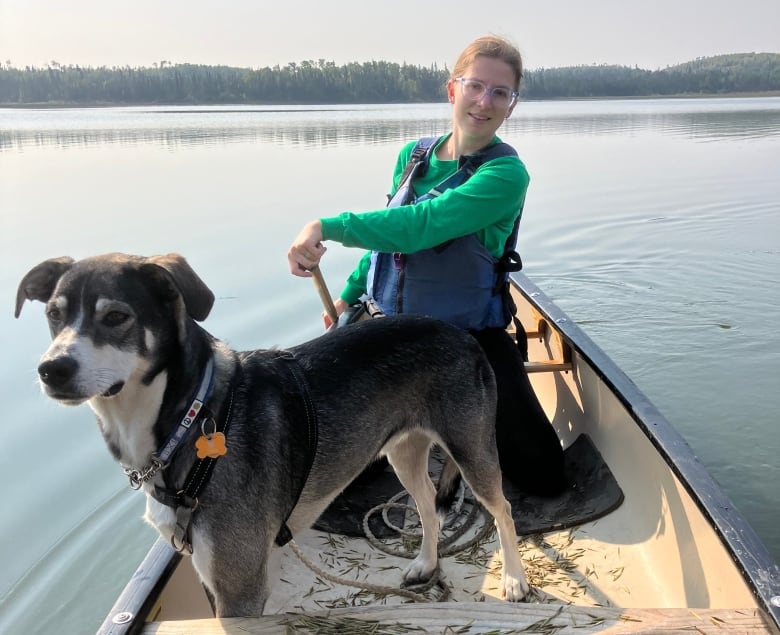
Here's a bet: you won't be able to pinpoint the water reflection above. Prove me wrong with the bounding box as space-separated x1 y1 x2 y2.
508 106 780 141
0 120 460 151
0 105 451 151
1 98 779 151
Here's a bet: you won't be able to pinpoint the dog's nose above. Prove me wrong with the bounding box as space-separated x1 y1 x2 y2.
38 358 78 388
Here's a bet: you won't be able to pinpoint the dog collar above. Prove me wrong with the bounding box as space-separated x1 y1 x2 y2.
124 356 215 489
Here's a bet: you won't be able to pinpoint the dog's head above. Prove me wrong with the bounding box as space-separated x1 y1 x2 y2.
15 253 214 405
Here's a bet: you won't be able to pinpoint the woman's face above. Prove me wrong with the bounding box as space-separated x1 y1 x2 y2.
447 55 518 147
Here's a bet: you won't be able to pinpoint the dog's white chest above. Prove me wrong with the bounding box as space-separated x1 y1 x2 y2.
144 494 177 543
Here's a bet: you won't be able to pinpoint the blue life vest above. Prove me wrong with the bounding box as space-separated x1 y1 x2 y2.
366 136 523 331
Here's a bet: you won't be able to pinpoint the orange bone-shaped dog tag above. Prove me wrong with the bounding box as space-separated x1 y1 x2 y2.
195 432 228 459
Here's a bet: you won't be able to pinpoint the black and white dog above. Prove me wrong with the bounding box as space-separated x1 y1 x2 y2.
15 253 528 616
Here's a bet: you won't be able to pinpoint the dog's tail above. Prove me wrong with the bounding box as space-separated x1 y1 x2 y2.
435 457 462 519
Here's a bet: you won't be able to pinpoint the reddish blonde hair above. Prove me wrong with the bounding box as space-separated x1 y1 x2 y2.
451 35 524 90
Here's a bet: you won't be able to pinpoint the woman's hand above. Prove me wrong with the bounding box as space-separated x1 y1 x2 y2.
288 220 327 277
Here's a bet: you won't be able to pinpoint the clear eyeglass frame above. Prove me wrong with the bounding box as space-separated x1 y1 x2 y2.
454 77 519 109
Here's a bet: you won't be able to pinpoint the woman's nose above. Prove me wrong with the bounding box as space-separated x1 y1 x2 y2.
475 91 492 106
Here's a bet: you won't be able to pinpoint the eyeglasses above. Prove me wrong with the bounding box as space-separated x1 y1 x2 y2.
454 77 519 109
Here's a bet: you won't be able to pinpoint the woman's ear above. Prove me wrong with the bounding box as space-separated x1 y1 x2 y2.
446 79 456 104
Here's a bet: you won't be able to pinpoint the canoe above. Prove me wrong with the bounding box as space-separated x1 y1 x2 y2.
97 272 780 634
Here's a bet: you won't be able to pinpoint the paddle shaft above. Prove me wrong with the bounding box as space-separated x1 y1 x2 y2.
310 266 339 324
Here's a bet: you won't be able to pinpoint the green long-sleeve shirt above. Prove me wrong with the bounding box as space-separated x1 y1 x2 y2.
320 135 530 304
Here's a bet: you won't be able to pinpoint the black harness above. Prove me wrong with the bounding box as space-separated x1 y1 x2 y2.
149 352 319 553
271 351 319 547
153 367 241 553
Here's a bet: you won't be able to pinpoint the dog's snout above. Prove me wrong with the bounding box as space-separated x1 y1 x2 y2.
38 357 78 388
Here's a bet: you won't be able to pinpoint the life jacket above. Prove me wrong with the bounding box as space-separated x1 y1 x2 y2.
366 136 523 331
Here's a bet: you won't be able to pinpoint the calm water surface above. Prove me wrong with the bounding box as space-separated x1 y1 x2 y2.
1 98 779 634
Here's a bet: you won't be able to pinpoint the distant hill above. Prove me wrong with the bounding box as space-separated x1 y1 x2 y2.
662 53 780 94
1 53 778 105
522 53 780 98
667 52 780 74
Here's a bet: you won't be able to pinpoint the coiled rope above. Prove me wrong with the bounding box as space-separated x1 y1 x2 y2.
289 483 494 603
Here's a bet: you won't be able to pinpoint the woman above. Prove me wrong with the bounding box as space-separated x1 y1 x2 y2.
288 35 565 496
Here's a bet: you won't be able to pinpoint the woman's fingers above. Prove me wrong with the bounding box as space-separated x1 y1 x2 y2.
288 248 312 276
288 221 326 276
289 245 324 275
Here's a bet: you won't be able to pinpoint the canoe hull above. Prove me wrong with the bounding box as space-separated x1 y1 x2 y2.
97 272 780 634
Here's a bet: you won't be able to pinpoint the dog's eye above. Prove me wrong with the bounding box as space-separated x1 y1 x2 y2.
103 310 130 327
46 307 63 322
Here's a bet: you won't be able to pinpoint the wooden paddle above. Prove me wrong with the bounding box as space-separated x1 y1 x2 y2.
310 265 339 324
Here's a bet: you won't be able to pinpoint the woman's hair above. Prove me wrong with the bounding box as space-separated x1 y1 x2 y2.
451 35 524 90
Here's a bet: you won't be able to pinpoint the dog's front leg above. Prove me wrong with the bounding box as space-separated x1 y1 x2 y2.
191 532 271 617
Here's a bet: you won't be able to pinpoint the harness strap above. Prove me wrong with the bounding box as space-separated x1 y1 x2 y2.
154 369 239 553
493 212 523 283
273 351 319 546
397 136 439 184
494 210 527 355
424 139 518 202
385 136 440 208
123 357 215 490
171 496 198 553
156 357 215 465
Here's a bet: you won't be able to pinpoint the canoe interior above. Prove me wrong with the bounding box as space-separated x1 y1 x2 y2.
98 273 780 635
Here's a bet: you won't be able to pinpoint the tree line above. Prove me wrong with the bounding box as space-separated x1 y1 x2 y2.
524 53 780 99
1 53 778 106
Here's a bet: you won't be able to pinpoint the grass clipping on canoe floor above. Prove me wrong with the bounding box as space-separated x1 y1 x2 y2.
279 609 645 634
518 531 628 603
281 614 425 634
452 527 627 605
279 526 626 612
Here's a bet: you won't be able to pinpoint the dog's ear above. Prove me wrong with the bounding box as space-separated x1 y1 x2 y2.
140 253 215 321
15 257 75 318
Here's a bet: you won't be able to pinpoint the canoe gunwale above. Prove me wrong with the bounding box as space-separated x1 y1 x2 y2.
509 271 780 633
96 539 182 635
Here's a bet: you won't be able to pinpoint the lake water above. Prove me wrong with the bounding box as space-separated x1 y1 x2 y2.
1 98 779 634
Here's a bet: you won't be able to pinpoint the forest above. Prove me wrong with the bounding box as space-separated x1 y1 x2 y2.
1 53 778 106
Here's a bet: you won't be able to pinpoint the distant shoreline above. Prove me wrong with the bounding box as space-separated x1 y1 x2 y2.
3 91 780 109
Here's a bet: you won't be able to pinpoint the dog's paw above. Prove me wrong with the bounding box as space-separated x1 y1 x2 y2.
502 572 530 602
402 556 438 586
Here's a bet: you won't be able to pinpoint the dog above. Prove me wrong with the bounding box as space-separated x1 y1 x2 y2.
15 252 529 616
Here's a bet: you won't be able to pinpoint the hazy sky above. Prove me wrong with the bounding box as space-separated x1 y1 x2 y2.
2 0 778 71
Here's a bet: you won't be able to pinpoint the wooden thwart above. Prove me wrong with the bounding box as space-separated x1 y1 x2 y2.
518 307 573 374
525 358 573 374
141 603 773 634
